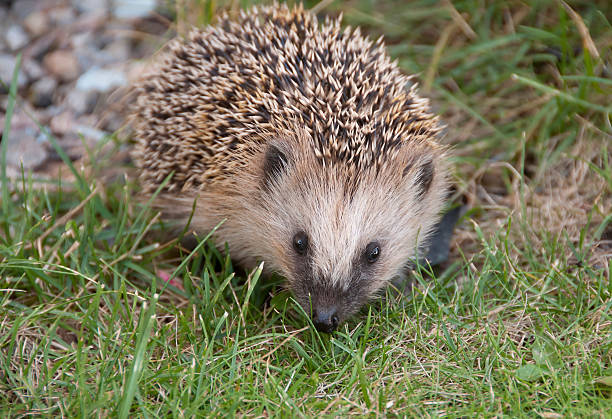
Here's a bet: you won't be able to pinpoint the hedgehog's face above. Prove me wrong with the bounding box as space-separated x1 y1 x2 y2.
256 136 447 333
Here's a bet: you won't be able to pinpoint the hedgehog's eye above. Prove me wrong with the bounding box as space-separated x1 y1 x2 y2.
365 242 381 263
293 231 309 255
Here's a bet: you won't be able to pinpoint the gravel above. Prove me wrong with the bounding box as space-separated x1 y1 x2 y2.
23 11 51 37
43 50 81 82
65 88 98 114
5 25 30 51
76 67 127 92
30 76 57 108
0 53 28 90
1 109 49 173
72 0 110 15
113 0 157 19
11 0 42 20
0 0 166 179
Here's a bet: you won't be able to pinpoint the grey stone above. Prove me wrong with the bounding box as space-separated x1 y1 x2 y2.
1 110 48 172
24 33 55 60
72 34 131 71
0 53 28 90
65 89 99 115
76 67 127 92
71 32 95 50
41 105 63 123
50 110 77 135
100 111 122 132
75 53 103 73
74 124 108 142
48 7 76 26
72 0 110 14
0 9 7 27
21 58 45 81
30 77 57 108
11 0 40 20
101 40 131 63
49 110 76 136
6 25 30 51
5 130 49 171
112 0 156 19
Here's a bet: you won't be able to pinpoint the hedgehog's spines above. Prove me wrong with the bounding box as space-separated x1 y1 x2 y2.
132 3 441 193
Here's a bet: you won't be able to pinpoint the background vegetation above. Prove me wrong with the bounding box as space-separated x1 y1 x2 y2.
1 0 611 416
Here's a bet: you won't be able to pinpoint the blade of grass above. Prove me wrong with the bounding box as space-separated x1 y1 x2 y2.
512 73 612 114
117 292 159 419
1 53 21 241
229 262 264 381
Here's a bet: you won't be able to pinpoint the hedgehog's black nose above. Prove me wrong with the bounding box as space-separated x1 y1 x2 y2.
312 307 339 333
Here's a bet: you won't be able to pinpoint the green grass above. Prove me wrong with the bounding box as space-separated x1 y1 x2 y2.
1 0 612 416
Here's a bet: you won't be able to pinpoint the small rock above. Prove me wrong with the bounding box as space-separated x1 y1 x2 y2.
50 111 75 135
71 32 95 50
11 0 41 20
65 89 99 115
72 0 110 14
30 77 57 108
1 109 48 172
101 40 131 63
38 105 62 126
48 7 77 26
100 111 123 132
43 50 81 82
76 67 127 92
113 0 156 19
47 133 85 162
0 9 7 32
4 131 49 172
74 124 108 142
0 53 28 91
5 25 30 51
71 32 101 70
23 10 51 38
78 39 132 68
24 34 56 61
21 58 45 81
43 105 63 118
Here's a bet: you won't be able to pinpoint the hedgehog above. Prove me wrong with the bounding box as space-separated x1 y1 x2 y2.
131 3 449 333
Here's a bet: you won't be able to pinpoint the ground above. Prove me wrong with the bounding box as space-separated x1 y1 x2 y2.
1 0 611 417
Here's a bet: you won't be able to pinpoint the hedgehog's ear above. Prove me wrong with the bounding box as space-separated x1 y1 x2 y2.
403 156 434 198
262 144 289 188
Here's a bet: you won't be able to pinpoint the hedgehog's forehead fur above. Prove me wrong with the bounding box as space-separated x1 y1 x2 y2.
257 130 443 293
133 3 442 193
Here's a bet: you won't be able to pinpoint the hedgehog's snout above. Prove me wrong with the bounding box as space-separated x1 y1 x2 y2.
300 282 358 333
312 306 339 333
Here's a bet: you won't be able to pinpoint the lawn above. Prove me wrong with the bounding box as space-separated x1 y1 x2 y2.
1 0 611 417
